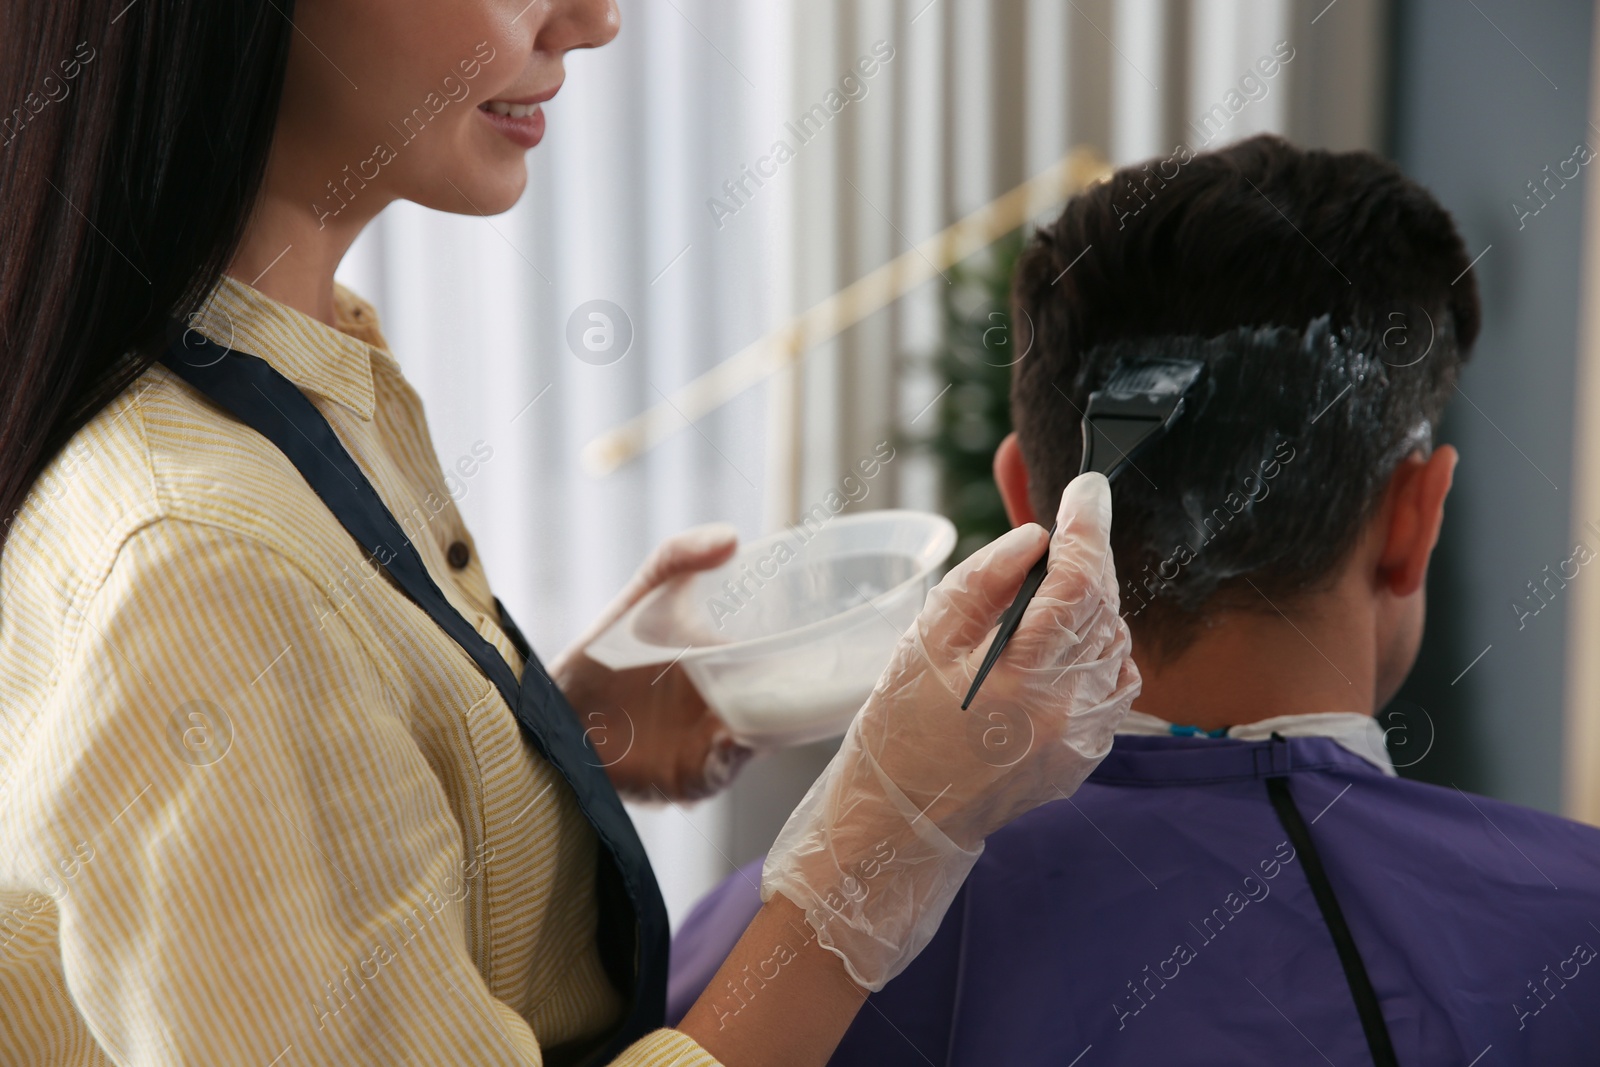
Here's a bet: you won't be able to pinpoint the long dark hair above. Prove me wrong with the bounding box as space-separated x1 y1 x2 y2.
0 0 293 555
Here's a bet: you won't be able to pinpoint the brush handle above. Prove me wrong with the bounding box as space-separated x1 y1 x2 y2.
960 518 1058 710
960 406 1161 709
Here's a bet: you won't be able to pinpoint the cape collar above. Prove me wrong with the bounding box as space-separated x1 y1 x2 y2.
1110 710 1397 778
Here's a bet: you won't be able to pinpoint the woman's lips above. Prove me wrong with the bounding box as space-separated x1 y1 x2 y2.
478 99 546 149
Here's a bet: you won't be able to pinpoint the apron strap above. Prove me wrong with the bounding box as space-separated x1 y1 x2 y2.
159 327 667 1063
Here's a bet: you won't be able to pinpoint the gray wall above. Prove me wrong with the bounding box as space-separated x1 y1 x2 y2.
1387 0 1593 812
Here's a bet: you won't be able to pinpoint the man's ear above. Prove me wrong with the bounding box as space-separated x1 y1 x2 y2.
993 431 1040 528
1377 444 1458 597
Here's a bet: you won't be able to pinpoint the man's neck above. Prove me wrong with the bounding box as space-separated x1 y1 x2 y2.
1127 584 1379 732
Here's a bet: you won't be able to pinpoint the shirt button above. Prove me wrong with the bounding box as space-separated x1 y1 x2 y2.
446 540 471 569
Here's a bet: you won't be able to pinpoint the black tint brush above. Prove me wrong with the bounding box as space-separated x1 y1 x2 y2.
960 358 1206 709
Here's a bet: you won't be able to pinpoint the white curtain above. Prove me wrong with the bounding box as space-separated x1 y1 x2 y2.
338 0 1384 928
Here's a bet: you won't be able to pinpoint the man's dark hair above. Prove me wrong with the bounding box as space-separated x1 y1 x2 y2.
1010 134 1481 658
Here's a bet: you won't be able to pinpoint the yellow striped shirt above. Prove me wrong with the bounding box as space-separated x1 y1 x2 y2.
0 275 721 1066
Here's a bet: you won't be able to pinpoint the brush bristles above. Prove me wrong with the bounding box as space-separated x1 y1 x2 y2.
1102 359 1205 398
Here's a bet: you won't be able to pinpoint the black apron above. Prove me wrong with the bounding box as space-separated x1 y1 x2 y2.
158 326 668 1065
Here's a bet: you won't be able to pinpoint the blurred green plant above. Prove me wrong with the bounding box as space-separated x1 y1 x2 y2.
926 228 1026 564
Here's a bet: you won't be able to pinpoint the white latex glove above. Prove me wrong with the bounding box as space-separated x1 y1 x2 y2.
761 472 1139 989
550 523 755 802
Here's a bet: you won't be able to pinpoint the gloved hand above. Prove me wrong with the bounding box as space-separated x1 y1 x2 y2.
551 523 754 802
761 472 1139 990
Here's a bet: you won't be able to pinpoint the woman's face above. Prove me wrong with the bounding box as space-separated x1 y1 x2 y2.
275 0 618 228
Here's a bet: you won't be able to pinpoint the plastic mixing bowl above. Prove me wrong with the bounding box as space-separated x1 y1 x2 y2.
585 510 957 747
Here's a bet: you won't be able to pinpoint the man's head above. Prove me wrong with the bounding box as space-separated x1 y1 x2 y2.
995 134 1479 714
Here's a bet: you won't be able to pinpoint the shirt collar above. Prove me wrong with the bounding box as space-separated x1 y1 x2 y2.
189 274 387 421
1118 709 1397 776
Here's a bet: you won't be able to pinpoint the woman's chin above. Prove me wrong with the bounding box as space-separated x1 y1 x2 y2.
431 160 529 217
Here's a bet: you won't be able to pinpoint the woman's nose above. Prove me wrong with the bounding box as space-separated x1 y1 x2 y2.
540 0 621 54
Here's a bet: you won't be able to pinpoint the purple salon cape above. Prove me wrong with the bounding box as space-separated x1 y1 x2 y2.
668 734 1600 1064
